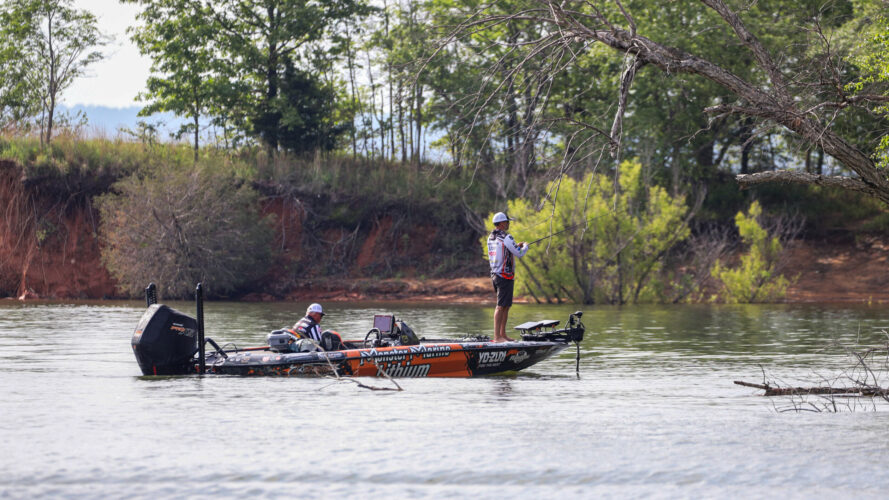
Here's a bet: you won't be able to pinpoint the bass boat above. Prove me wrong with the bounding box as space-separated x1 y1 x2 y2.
132 284 584 378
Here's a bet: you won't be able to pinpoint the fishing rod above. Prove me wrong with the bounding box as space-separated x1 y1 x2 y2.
527 222 586 246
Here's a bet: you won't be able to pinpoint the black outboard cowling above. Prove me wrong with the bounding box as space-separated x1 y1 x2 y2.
132 304 198 375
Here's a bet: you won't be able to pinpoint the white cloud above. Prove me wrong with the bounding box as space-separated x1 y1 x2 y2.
62 1 150 108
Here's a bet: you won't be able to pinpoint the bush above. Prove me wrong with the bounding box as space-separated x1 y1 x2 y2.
97 164 275 298
486 159 691 304
711 201 794 303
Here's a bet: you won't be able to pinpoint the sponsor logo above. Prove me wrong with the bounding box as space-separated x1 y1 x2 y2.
377 362 431 378
359 348 408 365
478 350 506 367
359 345 452 366
169 323 195 337
409 344 451 359
510 350 530 364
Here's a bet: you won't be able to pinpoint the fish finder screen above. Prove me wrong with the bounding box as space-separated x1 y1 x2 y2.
373 315 395 333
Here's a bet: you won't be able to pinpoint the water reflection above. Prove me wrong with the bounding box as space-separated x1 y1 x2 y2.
490 379 514 400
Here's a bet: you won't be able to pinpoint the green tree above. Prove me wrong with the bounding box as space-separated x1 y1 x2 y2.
445 0 889 206
272 60 347 153
205 0 368 151
711 201 792 303
97 164 275 299
848 7 889 169
125 0 233 161
127 0 367 153
0 4 39 131
3 0 105 144
484 159 691 304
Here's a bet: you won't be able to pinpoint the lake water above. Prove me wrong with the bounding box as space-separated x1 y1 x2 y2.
2 300 889 498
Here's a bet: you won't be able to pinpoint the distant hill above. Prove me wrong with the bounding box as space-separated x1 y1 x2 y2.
59 104 188 138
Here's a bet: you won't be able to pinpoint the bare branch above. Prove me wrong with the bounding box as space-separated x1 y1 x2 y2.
610 54 645 156
736 171 877 195
698 0 790 103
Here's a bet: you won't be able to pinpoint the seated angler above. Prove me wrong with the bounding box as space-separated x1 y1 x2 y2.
292 303 345 351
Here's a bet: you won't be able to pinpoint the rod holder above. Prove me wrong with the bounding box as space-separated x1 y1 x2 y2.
196 283 206 374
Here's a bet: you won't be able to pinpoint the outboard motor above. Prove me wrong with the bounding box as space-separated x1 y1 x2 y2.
132 304 198 375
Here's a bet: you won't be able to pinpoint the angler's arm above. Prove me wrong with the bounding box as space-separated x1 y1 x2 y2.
505 235 529 257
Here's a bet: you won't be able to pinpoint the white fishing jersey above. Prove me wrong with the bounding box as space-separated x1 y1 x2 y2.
487 229 528 279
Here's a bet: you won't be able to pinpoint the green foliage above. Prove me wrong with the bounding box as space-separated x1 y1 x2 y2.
0 135 256 198
125 0 226 155
257 61 347 153
484 159 691 304
711 201 792 303
0 4 39 130
125 0 370 153
847 7 889 168
1 0 106 143
97 162 275 299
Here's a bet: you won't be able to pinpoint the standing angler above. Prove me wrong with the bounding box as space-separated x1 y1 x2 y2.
487 212 529 342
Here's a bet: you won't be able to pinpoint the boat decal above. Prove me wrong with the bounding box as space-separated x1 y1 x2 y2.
377 362 430 378
510 350 530 364
359 350 408 365
410 344 452 358
321 352 346 361
478 350 506 368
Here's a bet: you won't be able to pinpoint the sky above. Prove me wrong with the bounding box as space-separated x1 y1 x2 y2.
63 0 149 109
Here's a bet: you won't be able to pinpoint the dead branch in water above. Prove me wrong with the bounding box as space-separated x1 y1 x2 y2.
735 339 889 412
733 380 889 397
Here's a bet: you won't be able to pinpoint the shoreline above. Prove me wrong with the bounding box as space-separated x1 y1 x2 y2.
5 238 889 304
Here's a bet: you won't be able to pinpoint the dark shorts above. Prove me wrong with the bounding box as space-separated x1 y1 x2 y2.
492 275 514 307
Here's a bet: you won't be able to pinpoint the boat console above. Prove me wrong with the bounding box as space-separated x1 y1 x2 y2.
363 314 420 348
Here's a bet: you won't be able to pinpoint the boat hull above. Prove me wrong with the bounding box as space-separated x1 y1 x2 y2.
204 341 569 377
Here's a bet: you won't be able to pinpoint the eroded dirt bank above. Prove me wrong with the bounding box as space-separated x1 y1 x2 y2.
0 160 115 299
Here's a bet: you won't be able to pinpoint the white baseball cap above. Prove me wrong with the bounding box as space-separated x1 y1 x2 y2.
307 303 324 316
492 212 513 224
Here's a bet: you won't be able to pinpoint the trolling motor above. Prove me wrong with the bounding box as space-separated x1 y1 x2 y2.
514 311 584 343
515 311 585 375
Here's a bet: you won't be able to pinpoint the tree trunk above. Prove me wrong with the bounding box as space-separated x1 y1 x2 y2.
671 143 682 197
264 5 280 151
46 11 56 145
193 115 199 163
346 30 358 160
398 78 406 163
414 83 422 168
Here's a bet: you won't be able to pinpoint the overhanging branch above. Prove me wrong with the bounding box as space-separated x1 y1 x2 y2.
736 171 877 195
